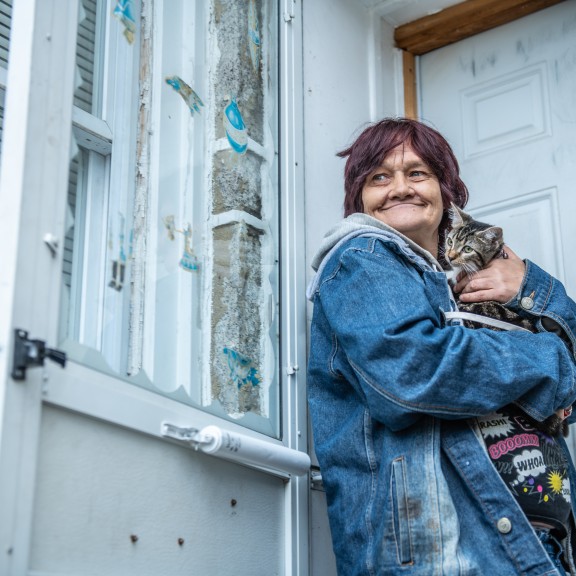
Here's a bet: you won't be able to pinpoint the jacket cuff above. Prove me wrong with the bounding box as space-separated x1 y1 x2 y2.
507 259 576 359
505 259 552 314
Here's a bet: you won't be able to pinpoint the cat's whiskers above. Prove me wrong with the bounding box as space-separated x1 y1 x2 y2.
460 261 481 278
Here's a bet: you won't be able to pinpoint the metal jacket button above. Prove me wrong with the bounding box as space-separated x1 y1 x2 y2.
520 297 534 310
497 517 512 534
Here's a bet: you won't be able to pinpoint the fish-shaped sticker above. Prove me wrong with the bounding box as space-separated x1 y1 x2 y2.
165 76 204 116
248 0 261 70
223 99 248 154
223 347 261 389
113 0 137 45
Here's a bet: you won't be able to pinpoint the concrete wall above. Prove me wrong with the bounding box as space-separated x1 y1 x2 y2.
208 0 275 423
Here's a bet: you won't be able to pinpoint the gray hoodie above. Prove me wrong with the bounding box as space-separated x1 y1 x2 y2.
307 213 444 301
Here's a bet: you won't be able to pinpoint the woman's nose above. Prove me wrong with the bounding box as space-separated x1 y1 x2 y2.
389 174 412 197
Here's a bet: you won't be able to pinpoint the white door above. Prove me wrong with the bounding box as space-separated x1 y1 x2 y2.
0 1 309 575
419 1 576 298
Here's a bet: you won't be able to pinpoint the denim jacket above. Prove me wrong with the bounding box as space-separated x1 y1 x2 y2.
307 213 576 576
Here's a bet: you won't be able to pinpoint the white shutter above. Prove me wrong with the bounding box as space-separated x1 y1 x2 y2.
74 0 98 112
0 0 11 70
0 0 11 150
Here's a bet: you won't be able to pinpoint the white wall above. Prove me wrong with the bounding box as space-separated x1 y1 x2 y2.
303 0 401 281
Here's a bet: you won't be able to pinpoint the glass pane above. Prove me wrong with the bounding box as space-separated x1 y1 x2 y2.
0 0 11 162
60 0 280 438
0 0 11 70
74 0 102 114
0 90 4 149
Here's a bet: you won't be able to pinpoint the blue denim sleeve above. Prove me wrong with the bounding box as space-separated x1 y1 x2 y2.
317 240 576 430
504 259 576 419
506 259 576 358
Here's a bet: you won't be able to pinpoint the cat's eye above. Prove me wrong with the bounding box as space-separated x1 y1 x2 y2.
446 238 453 247
463 246 474 253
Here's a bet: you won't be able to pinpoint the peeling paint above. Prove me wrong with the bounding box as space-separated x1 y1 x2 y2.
128 0 153 375
108 213 128 291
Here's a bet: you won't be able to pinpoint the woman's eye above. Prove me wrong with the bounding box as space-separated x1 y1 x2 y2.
372 173 389 183
409 170 427 179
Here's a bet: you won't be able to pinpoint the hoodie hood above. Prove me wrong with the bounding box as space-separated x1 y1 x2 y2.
307 213 443 300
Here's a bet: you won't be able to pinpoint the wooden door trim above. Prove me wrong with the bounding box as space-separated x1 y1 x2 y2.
395 0 567 118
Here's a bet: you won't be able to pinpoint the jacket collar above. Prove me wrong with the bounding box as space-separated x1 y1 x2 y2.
307 213 443 301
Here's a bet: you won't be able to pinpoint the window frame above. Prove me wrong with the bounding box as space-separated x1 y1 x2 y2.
58 0 309 478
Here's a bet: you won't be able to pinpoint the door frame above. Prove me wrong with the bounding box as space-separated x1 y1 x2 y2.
0 1 79 574
394 0 567 118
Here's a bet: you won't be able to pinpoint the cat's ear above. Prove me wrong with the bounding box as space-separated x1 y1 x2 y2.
482 226 504 242
449 202 467 226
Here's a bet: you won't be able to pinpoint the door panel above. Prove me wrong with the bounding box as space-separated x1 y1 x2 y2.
30 406 285 576
420 1 576 298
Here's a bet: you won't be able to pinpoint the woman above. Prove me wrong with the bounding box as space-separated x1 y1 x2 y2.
307 118 576 575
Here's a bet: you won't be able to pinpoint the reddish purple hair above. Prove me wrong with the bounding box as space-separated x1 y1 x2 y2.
337 118 469 250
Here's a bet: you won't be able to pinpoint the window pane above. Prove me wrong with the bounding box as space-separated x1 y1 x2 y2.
0 0 11 69
0 0 11 162
74 0 102 114
61 0 280 438
0 91 4 151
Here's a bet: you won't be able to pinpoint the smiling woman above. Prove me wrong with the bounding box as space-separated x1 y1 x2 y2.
307 117 576 575
360 145 443 256
337 117 468 263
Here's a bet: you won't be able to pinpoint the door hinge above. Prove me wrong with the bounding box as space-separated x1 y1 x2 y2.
12 329 67 381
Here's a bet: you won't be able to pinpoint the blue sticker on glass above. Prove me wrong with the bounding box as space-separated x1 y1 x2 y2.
248 0 261 70
165 76 204 116
113 0 136 45
223 347 261 389
223 99 248 154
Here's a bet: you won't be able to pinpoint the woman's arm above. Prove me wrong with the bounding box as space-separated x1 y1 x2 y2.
453 245 525 304
318 239 576 431
453 245 576 359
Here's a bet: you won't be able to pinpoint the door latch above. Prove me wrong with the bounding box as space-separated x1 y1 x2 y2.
12 329 67 381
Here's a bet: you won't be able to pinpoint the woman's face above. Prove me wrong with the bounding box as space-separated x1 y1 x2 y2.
361 144 444 256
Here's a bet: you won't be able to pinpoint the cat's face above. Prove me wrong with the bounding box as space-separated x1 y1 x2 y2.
444 204 504 275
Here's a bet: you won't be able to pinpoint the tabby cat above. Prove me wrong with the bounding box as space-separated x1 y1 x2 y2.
444 202 570 437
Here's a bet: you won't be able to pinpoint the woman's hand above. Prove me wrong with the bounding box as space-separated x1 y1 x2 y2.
453 245 526 304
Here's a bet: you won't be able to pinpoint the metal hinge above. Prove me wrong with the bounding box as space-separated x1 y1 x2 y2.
310 466 324 491
11 329 67 381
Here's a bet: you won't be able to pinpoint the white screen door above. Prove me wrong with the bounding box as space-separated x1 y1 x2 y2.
0 1 309 575
419 1 576 299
